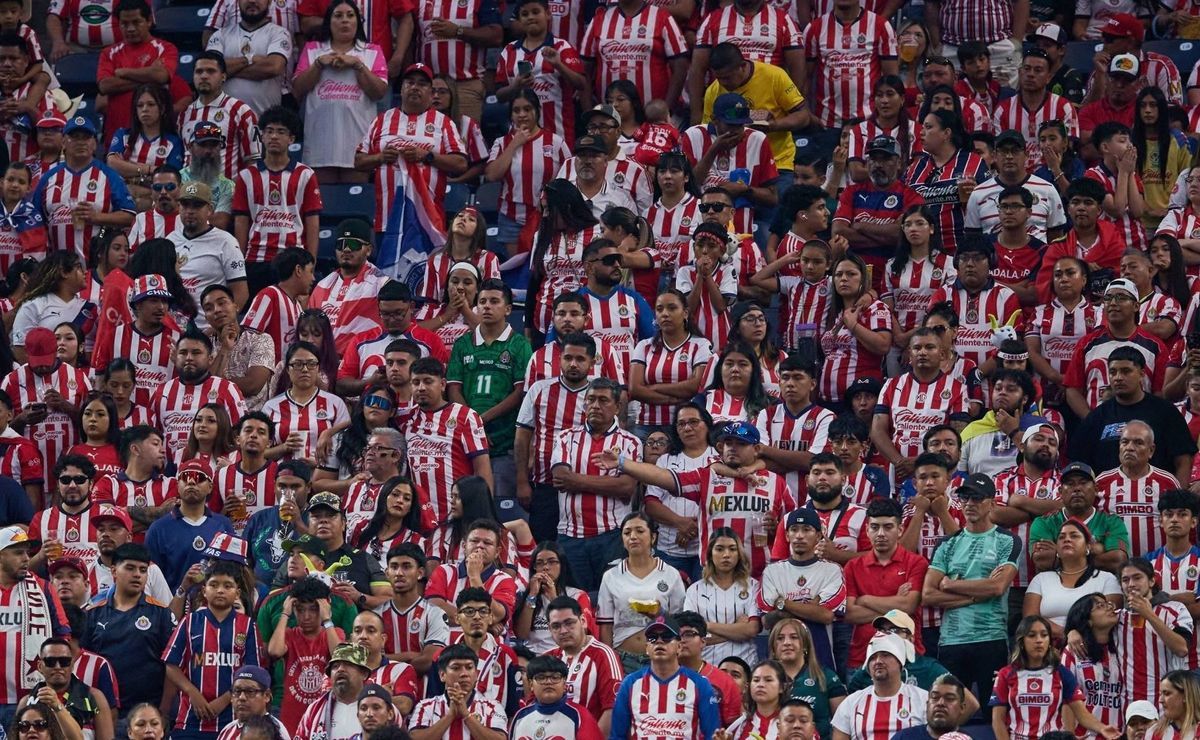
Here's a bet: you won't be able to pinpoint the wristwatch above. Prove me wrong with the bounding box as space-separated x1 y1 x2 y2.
422 151 434 165
356 593 368 607
322 620 335 630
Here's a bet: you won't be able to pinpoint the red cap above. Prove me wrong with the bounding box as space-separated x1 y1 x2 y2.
178 458 214 481
1101 13 1144 41
24 327 57 367
36 114 66 130
48 556 88 577
402 63 434 81
93 504 133 531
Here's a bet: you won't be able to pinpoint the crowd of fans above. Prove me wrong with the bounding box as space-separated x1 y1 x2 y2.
11 0 1200 737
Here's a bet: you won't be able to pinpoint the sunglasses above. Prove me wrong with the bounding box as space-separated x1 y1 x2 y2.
58 475 87 486
646 632 678 644
363 395 393 411
698 203 728 213
41 657 71 668
151 182 178 193
179 471 211 485
336 239 368 252
17 721 49 732
588 254 621 266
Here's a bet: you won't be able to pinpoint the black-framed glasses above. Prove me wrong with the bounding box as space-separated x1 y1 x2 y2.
288 360 320 370
927 324 949 334
698 203 728 213
151 182 178 192
58 475 87 486
231 688 266 697
459 606 489 618
531 673 565 684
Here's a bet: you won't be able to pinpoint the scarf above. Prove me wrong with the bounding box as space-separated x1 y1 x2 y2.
20 575 53 691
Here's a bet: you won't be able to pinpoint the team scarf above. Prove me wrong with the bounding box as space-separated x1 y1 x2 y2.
20 574 54 691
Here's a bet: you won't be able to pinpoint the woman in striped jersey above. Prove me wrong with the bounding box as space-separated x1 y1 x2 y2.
1149 671 1200 740
722 660 790 740
1063 594 1124 738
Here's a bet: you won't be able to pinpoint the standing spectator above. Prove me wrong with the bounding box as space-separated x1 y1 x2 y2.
926 238 1020 368
32 116 135 261
144 458 235 590
99 275 181 408
297 0 411 82
1134 88 1189 232
205 0 292 115
819 254 892 406
921 473 1021 708
413 0 502 123
429 74 488 191
96 0 177 143
1027 461 1129 576
307 219 390 356
21 117 62 190
47 0 121 58
242 248 313 367
167 181 248 319
1093 421 1183 557
106 85 184 213
1081 59 1142 148
924 0 1022 85
525 180 602 340
965 131 1066 245
510 656 603 740
1087 123 1148 255
494 0 586 142
179 53 261 183
338 281 447 398
149 329 247 457
179 122 236 232
128 166 183 249
1110 560 1193 706
676 223 738 352
1084 14 1181 105
232 106 322 298
266 577 343 730
581 0 688 109
293 0 390 185
991 50 1077 173
904 110 990 256
804 0 898 131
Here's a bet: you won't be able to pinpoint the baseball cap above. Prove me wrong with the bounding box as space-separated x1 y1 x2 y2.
1125 700 1159 722
1104 277 1138 299
1102 13 1144 41
844 376 882 401
955 472 996 500
36 114 66 130
178 181 213 206
93 504 133 532
129 274 172 305
1060 461 1096 482
336 218 373 245
24 327 57 367
178 458 215 481
581 103 622 130
48 556 87 577
1109 53 1141 77
1028 22 1067 45
717 420 760 445
306 491 343 514
203 532 248 565
713 93 753 126
0 526 31 550
872 609 916 634
785 508 822 531
644 615 681 640
402 63 434 81
994 129 1026 149
574 134 608 156
190 120 224 144
864 633 909 665
327 643 370 673
358 684 393 704
63 115 96 136
1020 422 1057 445
282 534 329 561
234 665 271 690
866 135 899 157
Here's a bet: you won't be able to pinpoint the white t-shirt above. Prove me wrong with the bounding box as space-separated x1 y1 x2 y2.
329 699 361 740
11 294 89 347
169 226 247 330
206 22 293 115
596 558 686 647
295 41 388 169
1027 568 1121 627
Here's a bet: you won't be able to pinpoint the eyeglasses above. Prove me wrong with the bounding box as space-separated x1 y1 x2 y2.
645 438 670 449
535 557 560 567
876 625 913 637
678 630 702 639
366 444 397 454
151 182 178 192
58 475 87 486
587 122 618 133
362 395 393 411
1102 294 1135 304
336 239 368 252
17 721 49 732
178 471 211 485
231 688 265 697
40 657 71 668
459 606 489 618
548 617 579 632
698 203 728 213
289 360 320 370
740 314 767 325
646 633 678 644
676 418 702 428
997 202 1026 211
588 254 621 266
926 324 948 334
531 673 565 684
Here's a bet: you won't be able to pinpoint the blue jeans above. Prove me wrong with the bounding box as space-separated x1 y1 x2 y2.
657 550 701 584
560 528 622 593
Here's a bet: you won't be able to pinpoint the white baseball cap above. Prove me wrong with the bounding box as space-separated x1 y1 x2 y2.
864 634 909 667
0 526 31 551
1125 700 1159 722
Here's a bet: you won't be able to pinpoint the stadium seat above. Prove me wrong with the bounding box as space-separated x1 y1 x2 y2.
443 184 471 215
176 52 199 89
475 181 501 218
1143 39 1200 84
1064 40 1103 76
153 6 209 48
56 53 101 98
482 97 510 142
319 184 374 224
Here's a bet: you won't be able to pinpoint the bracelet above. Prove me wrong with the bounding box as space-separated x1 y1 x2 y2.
322 620 335 629
617 450 626 470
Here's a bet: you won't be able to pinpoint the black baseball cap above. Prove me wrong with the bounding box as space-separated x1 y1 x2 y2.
956 472 997 500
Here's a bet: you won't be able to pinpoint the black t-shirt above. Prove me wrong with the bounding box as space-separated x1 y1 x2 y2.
1069 394 1198 475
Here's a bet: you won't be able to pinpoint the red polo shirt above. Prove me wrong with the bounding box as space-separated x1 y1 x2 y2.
699 662 744 726
842 545 930 666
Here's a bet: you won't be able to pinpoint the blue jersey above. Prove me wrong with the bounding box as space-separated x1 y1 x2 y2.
82 595 176 710
609 665 720 740
162 608 261 734
144 508 235 591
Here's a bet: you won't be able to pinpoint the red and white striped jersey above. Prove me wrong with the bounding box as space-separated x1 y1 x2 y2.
1025 299 1103 376
631 335 714 426
551 421 642 538
725 711 779 740
676 262 738 351
34 160 137 261
357 107 466 231
990 664 1084 740
417 250 501 306
680 126 779 234
926 282 1021 368
830 684 928 739
695 4 801 66
343 479 384 523
108 131 185 174
841 467 887 509
441 631 520 709
755 402 835 496
128 208 181 250
902 495 966 628
307 263 390 355
848 117 923 162
0 574 69 703
1139 290 1183 335
992 94 1079 171
770 498 871 559
877 371 970 459
150 375 246 458
903 149 990 255
803 10 897 128
818 299 892 403
1061 647 1123 739
402 402 489 522
883 252 956 331
30 503 103 569
1 83 52 163
1150 545 1200 599
1062 326 1167 409
48 0 120 47
377 598 450 657
262 390 350 462
93 472 178 510
494 40 584 142
524 339 622 387
0 436 44 489
672 467 795 578
211 461 277 534
1097 465 1181 559
580 3 688 104
178 94 260 180
994 466 1062 588
486 129 571 224
1 363 91 484
407 694 507 738
546 638 624 718
416 0 497 80
1116 600 1194 704
1157 205 1200 278
516 377 589 484
775 231 832 349
932 0 1013 45
108 324 180 408
699 389 752 425
530 224 604 335
1086 163 1148 250
242 286 302 366
647 195 700 287
232 161 323 264
72 650 118 711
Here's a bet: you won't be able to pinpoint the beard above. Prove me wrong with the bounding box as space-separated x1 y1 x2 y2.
808 484 841 504
179 365 207 383
190 154 221 184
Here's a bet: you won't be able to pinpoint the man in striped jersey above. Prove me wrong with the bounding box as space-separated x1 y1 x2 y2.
1095 421 1182 560
831 634 928 740
544 595 622 735
294 642 371 740
128 166 182 249
609 615 721 740
1147 490 1200 619
180 54 260 185
406 643 507 740
241 247 312 367
379 544 448 679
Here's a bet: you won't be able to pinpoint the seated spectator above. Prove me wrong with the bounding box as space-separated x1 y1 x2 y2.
96 0 177 143
1080 58 1142 150
105 85 184 212
127 166 183 249
10 252 88 359
0 33 54 166
292 0 390 184
0 162 46 270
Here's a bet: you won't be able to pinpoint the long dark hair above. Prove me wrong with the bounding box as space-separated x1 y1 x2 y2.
88 227 126 273
127 83 177 143
651 287 695 348
1149 234 1193 308
729 302 780 374
335 382 397 474
126 238 197 318
184 402 236 462
654 151 701 201
1065 593 1117 664
354 476 426 546
523 540 581 621
528 179 599 329
708 340 771 419
1133 86 1172 180
669 401 714 454
22 251 82 305
76 392 120 447
320 0 368 43
916 97 966 150
442 208 489 263
1010 614 1059 669
605 80 645 125
1053 518 1098 585
293 309 340 389
510 88 542 127
891 204 943 276
825 253 872 330
11 702 68 740
870 75 912 168
274 341 323 396
448 476 499 557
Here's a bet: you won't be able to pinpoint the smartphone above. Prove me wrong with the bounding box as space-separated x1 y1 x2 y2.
28 402 46 414
517 60 533 76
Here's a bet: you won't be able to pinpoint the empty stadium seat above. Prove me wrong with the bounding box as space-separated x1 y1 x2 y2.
153 6 209 48
319 184 374 224
475 181 501 218
176 52 199 89
56 53 101 98
1064 40 1103 76
1143 39 1200 83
